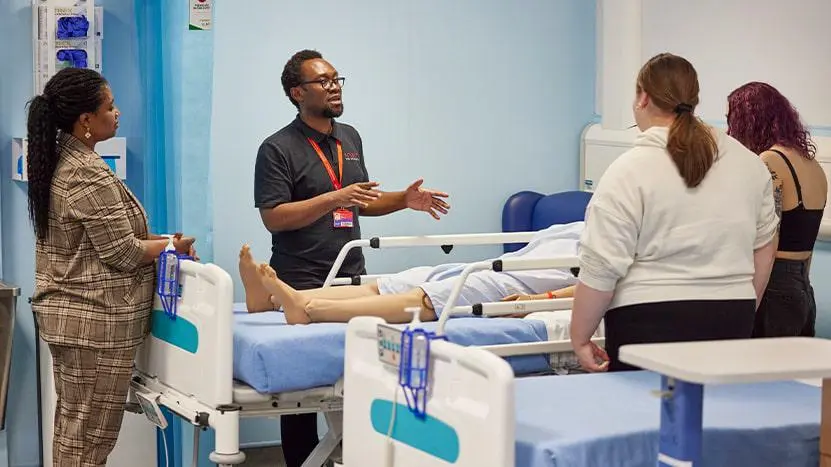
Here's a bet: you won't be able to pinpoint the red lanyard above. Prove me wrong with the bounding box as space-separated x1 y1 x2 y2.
307 138 343 190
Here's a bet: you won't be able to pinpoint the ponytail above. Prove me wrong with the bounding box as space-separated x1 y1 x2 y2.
24 67 107 240
26 95 59 240
636 53 716 189
666 110 718 188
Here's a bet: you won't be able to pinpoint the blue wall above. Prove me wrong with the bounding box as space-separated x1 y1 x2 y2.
0 1 148 465
210 0 597 298
0 3 38 465
209 0 597 451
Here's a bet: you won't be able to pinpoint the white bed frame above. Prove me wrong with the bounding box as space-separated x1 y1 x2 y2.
341 316 831 467
130 260 346 467
129 230 603 467
342 316 517 466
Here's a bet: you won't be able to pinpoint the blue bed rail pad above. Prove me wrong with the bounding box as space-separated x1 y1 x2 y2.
232 303 550 394
515 371 820 467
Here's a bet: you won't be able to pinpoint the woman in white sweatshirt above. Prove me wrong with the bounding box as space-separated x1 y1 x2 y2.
569 53 779 372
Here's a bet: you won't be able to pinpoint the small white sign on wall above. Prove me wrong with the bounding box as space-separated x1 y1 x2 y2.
189 0 212 30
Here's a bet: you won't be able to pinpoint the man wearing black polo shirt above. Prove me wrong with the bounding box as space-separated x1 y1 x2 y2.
253 49 450 467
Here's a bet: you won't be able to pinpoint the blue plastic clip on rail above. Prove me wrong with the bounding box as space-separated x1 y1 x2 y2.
399 328 430 418
156 239 193 320
397 308 445 418
157 250 180 319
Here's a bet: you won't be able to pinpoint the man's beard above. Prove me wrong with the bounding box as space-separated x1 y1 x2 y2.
322 105 343 119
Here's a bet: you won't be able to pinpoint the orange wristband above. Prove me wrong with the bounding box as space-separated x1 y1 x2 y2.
547 291 555 299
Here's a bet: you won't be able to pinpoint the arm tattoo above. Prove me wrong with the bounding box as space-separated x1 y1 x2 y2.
765 163 783 218
773 184 783 218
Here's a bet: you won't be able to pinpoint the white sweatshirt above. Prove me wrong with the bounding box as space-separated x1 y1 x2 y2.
578 126 779 310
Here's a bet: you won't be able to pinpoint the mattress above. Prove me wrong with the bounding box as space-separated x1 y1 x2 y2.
515 371 820 467
233 303 556 394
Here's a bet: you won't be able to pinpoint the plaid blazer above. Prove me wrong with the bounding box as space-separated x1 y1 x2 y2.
32 132 155 350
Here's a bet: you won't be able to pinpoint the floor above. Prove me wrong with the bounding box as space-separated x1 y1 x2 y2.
241 445 340 466
241 446 286 466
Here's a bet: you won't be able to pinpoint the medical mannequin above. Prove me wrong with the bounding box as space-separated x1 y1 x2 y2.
238 221 584 324
241 249 576 324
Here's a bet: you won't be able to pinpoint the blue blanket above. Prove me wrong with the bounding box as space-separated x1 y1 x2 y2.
233 303 551 393
515 371 820 467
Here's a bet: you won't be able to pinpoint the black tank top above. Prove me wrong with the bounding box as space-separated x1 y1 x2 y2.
771 149 824 252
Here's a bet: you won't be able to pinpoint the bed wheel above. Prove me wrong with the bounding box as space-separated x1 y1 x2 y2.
209 452 246 465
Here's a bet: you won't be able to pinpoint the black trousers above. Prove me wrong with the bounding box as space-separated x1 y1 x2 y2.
280 268 365 467
753 258 816 338
281 413 319 467
604 299 756 372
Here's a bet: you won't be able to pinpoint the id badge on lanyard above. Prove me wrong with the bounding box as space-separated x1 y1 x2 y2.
307 137 354 229
333 208 354 228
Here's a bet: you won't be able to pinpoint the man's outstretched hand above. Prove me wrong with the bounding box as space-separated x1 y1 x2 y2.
404 179 450 220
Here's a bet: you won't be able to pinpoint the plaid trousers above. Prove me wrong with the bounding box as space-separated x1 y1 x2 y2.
49 345 137 467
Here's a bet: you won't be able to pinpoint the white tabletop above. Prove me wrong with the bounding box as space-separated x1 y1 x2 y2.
618 337 831 384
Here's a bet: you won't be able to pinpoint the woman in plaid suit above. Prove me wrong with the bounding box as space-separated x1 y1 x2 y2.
26 68 195 466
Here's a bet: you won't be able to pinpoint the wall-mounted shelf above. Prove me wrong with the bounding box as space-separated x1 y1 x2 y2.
12 136 127 182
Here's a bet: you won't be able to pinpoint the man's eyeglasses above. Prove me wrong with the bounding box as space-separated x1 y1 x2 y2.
299 77 346 90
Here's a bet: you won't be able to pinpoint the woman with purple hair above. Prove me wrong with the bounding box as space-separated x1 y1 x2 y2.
727 82 827 338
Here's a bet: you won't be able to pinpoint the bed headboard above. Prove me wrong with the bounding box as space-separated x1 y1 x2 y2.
134 260 235 407
579 122 831 241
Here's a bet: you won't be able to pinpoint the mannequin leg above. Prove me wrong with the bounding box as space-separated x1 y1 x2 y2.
305 289 433 324
239 245 379 313
239 245 274 312
257 264 434 324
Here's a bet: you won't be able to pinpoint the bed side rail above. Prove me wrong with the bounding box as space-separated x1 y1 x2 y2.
323 231 540 287
479 337 606 357
436 256 580 335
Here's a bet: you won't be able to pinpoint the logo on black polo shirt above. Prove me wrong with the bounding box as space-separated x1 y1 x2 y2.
344 152 361 161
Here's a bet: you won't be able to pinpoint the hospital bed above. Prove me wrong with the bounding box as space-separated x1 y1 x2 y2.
341 315 831 466
128 189 597 466
129 229 603 466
